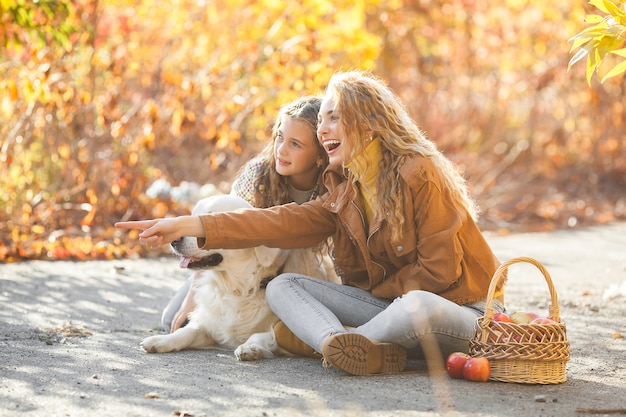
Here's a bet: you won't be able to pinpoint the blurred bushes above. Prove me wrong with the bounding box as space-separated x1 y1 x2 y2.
0 0 624 262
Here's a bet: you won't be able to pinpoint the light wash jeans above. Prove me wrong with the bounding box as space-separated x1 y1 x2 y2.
161 277 192 332
266 273 505 359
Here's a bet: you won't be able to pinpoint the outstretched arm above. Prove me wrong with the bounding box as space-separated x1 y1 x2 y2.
115 215 204 247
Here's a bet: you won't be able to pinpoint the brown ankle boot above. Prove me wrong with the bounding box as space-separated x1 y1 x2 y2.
321 333 407 376
273 321 321 358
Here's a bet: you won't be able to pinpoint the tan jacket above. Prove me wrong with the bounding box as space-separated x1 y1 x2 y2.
199 154 502 305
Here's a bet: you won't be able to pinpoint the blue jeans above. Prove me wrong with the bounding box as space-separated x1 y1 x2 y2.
161 277 192 332
266 273 504 359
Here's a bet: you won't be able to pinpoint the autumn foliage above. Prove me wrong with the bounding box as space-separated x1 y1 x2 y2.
1 0 625 263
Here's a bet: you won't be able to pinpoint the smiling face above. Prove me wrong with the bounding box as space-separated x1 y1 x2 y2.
317 93 349 166
273 116 322 191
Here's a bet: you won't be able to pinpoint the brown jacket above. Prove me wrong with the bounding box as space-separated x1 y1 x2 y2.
199 154 502 305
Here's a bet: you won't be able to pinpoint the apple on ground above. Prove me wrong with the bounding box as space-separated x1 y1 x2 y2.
446 352 470 379
510 311 541 324
463 357 491 382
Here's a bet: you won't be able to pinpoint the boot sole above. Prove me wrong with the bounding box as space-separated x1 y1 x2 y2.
322 333 407 376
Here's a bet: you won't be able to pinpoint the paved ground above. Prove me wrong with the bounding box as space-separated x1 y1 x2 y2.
1 222 625 417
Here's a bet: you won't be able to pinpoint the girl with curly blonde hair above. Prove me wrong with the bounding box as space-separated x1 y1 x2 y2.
118 70 504 376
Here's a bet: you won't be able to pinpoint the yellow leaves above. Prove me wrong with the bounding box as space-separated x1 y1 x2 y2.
31 224 45 234
170 107 184 136
602 50 626 80
215 129 241 150
162 72 184 87
0 88 16 157
568 0 626 84
2 0 624 263
585 14 606 24
111 183 121 197
128 151 139 166
169 107 196 137
22 78 38 103
590 0 626 23
1 96 14 118
612 46 626 56
57 144 71 160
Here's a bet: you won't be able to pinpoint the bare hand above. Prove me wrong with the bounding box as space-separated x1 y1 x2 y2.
115 216 204 247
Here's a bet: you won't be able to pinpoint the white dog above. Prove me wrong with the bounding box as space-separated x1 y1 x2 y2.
141 194 339 360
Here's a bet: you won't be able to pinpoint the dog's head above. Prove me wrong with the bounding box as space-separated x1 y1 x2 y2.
170 195 289 284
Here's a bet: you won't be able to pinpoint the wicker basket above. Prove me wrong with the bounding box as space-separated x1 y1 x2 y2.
469 257 570 384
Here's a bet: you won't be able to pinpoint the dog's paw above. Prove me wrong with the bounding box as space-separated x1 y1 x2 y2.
141 335 174 353
234 343 274 361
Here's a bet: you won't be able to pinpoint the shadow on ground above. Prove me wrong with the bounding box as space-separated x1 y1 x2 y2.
1 223 625 416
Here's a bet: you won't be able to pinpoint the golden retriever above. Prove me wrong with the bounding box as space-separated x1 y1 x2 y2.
140 194 339 360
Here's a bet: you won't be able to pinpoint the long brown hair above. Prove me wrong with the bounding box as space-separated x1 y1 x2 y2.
252 95 328 208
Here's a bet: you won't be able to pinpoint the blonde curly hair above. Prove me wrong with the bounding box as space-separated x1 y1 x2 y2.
326 70 478 241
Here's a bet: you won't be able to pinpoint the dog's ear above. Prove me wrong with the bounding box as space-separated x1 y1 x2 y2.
254 246 289 268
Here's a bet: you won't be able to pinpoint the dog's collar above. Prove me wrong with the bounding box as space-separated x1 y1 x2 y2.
259 266 284 289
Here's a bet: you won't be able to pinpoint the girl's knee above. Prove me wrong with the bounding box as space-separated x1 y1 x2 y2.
397 290 457 325
398 290 442 312
266 273 303 299
266 273 288 296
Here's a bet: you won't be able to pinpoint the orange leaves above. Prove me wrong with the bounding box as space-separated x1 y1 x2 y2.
152 202 170 219
0 232 148 263
81 192 97 228
215 129 242 151
7 79 18 101
169 107 198 137
162 72 184 88
1 0 625 262
4 0 370 263
0 195 182 262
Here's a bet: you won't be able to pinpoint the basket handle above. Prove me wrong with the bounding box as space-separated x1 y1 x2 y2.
481 256 561 328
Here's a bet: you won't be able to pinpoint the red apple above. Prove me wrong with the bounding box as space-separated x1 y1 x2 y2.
510 311 540 324
463 357 491 382
493 312 513 322
446 352 470 379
